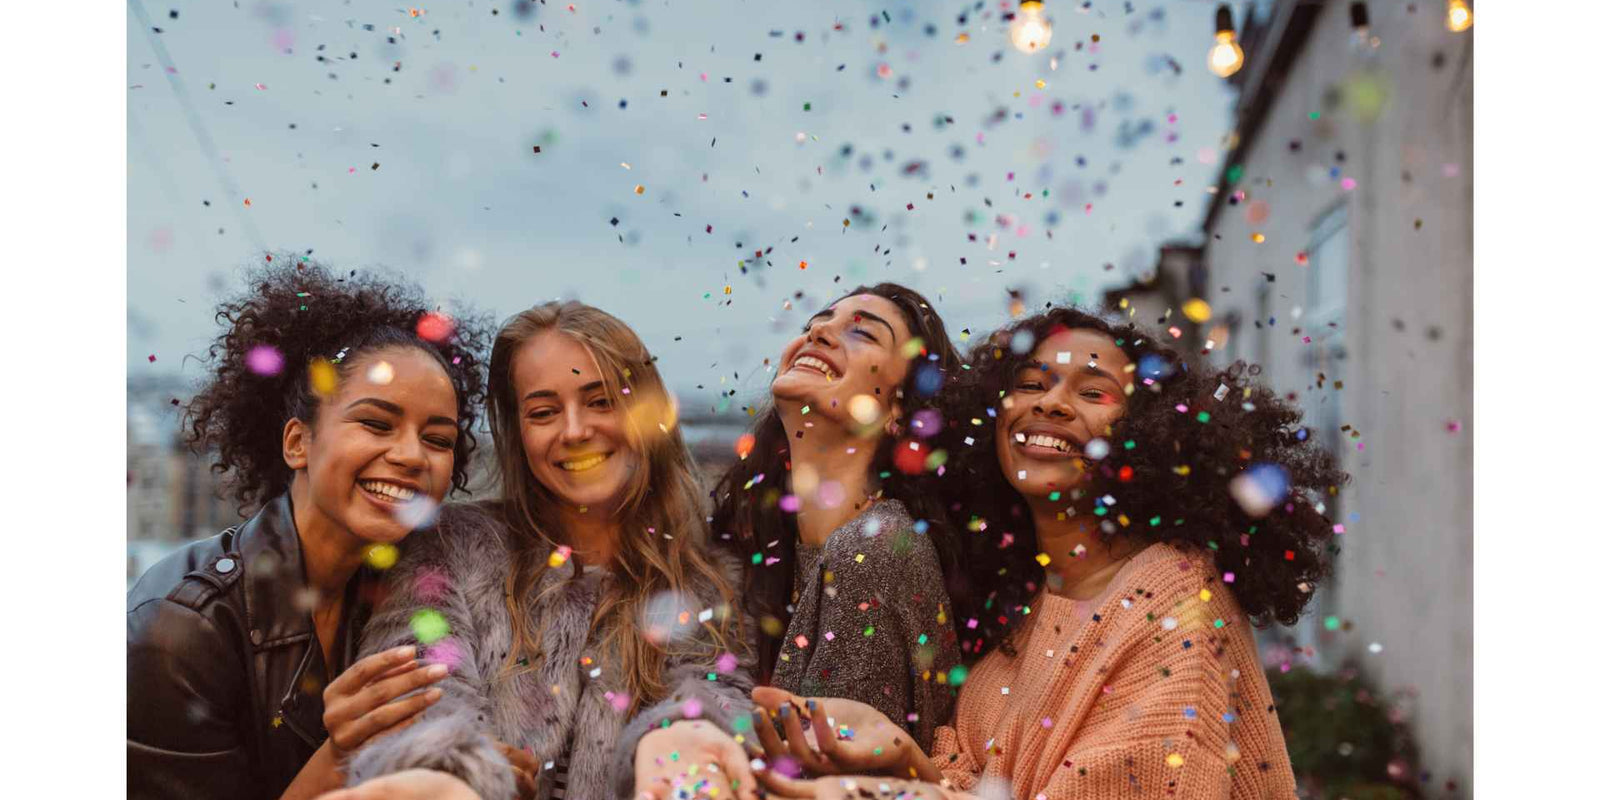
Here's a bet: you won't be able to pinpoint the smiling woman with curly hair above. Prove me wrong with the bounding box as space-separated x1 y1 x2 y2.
127 259 491 800
742 305 1347 800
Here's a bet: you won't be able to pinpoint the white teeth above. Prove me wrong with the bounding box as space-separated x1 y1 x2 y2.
792 356 838 379
1022 434 1074 453
560 453 610 472
360 480 417 501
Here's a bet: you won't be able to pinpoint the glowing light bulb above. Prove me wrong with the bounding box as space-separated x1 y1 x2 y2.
1447 0 1473 33
1207 5 1244 79
1208 31 1244 77
1009 1 1053 54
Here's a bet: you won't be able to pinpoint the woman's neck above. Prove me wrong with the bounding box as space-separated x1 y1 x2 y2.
553 501 623 568
288 477 367 606
781 408 882 547
1029 498 1142 601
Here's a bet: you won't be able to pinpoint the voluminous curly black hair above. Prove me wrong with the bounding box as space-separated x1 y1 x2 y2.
946 305 1348 655
710 282 976 677
184 257 492 512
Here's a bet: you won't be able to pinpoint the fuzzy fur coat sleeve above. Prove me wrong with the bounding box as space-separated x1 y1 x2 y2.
608 546 759 799
344 502 518 800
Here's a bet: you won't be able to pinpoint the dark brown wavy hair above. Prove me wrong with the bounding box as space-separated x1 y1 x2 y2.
184 257 491 512
709 283 976 676
946 305 1348 656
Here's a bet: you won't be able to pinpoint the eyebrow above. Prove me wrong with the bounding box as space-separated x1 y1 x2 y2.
806 308 899 343
1024 362 1119 384
345 397 457 428
522 380 606 402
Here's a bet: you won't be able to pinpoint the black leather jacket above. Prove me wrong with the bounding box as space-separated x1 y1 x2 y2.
127 493 377 800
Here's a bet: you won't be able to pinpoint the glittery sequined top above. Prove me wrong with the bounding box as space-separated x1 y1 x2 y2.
770 499 961 751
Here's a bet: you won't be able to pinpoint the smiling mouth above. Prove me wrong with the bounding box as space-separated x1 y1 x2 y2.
789 355 839 380
1014 433 1082 458
559 452 611 472
359 479 418 503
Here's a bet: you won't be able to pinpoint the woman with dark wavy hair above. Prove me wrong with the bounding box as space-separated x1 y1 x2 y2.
746 306 1345 800
626 283 971 798
127 259 491 800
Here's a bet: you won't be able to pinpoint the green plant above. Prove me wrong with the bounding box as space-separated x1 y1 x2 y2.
1267 664 1421 800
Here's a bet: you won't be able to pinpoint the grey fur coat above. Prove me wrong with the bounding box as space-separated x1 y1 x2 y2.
346 501 756 800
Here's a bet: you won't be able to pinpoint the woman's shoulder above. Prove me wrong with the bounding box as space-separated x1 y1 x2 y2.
128 534 246 689
823 500 946 587
397 500 520 569
1118 542 1223 594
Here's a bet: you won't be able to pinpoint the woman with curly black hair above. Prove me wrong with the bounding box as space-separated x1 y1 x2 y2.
127 259 490 800
745 306 1345 800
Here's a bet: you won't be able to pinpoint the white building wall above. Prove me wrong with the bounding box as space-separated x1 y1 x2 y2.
1201 5 1471 795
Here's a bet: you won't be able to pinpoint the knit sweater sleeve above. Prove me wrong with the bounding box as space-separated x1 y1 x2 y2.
343 504 517 800
609 546 759 800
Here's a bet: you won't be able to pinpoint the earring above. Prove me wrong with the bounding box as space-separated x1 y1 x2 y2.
884 418 903 437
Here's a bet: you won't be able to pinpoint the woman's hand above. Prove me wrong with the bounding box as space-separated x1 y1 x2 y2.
755 772 950 800
490 739 539 800
634 719 759 800
323 646 448 758
317 769 481 800
749 688 925 779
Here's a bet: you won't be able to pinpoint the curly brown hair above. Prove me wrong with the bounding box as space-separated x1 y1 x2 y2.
184 257 492 512
946 305 1348 656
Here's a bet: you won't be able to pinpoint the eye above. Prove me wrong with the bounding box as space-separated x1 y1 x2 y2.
426 435 456 449
526 408 557 421
851 327 880 343
1016 380 1045 392
360 419 392 432
589 396 614 410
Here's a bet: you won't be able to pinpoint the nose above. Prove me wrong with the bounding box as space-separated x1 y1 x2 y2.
1032 382 1078 421
560 405 594 445
806 318 840 349
385 431 428 471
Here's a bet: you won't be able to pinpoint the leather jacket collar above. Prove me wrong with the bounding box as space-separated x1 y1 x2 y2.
239 493 316 649
235 493 374 747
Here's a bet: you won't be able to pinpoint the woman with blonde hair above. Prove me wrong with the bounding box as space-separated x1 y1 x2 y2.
341 302 754 800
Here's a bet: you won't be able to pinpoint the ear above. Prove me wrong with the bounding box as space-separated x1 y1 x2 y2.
884 398 907 437
282 417 310 471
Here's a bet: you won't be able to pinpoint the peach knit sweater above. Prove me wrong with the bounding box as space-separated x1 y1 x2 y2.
929 543 1298 799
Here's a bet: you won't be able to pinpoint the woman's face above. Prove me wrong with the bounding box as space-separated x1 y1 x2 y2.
512 331 640 511
289 346 459 544
995 328 1132 500
771 293 914 429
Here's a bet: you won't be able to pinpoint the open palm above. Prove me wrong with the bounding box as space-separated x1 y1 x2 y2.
750 687 920 778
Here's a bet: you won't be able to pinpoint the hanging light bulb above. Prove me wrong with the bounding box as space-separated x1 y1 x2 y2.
1009 0 1053 54
1349 2 1379 52
1447 0 1473 33
1208 4 1244 78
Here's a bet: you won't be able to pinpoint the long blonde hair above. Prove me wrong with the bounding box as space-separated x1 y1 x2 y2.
486 301 739 709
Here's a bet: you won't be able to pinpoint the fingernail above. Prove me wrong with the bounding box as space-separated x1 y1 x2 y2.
398 645 417 658
426 687 443 700
427 664 449 678
778 705 790 718
805 699 817 711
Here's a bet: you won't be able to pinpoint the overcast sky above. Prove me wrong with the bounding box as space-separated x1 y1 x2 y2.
127 0 1237 414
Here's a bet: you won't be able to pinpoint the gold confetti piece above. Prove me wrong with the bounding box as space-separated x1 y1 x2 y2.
634 185 645 195
363 543 400 570
308 358 339 397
